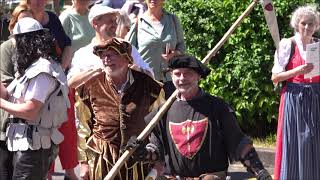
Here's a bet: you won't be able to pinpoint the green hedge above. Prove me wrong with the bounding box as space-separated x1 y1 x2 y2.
165 0 317 136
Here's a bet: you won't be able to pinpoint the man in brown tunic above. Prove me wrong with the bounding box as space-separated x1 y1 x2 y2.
76 38 164 180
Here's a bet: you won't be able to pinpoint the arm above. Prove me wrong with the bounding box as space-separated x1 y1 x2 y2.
269 37 315 84
173 14 186 53
75 88 92 180
130 46 154 77
0 73 57 121
0 39 15 85
59 12 72 41
271 63 314 84
125 107 165 162
0 82 9 99
48 12 72 69
61 46 73 70
68 68 103 88
161 14 185 62
239 143 272 180
0 98 43 121
218 100 272 180
58 14 73 69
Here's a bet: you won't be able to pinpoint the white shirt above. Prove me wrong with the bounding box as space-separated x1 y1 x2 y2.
68 38 153 80
11 59 57 104
272 33 307 74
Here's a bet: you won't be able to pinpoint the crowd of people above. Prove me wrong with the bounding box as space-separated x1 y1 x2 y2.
0 0 319 180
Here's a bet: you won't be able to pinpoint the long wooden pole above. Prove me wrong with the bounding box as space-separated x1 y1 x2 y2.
105 1 258 179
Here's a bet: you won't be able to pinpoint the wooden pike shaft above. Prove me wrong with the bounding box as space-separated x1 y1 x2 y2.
105 1 258 179
202 0 258 64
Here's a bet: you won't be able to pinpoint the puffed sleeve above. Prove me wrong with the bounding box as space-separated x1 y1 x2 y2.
272 38 292 74
59 11 72 39
173 14 186 53
76 85 92 162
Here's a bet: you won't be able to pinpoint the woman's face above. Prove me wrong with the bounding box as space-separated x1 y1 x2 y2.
297 15 316 38
73 0 91 8
28 0 47 12
146 0 164 10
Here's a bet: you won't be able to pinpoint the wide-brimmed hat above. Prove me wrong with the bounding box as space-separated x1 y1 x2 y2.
88 2 120 23
168 54 211 78
93 38 133 64
11 17 47 36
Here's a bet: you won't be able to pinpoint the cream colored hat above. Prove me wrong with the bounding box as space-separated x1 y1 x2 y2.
88 2 119 23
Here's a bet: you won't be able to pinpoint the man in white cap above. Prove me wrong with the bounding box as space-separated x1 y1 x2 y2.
0 17 69 180
68 1 152 88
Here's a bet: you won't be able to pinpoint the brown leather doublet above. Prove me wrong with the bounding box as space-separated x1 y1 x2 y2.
79 70 162 158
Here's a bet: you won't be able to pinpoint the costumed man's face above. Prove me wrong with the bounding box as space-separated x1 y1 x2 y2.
298 15 317 38
93 13 118 39
98 48 129 77
172 68 200 95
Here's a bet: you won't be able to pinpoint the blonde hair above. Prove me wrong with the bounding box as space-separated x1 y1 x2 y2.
290 5 320 32
8 3 31 32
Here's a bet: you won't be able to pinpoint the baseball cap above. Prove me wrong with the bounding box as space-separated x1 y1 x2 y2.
88 2 120 23
11 17 47 36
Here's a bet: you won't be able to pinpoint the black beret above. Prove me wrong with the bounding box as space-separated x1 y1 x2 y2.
168 54 211 78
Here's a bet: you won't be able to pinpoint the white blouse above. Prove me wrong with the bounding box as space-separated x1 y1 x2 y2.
272 33 307 74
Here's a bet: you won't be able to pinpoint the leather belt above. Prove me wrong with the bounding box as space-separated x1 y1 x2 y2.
164 171 227 180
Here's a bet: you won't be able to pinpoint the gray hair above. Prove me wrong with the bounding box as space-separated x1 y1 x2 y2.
290 5 320 32
116 10 131 38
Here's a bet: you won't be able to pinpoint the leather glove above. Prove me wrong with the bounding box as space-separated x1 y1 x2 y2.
125 136 148 161
256 169 273 180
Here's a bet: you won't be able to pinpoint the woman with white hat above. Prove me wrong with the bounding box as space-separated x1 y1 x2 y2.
0 17 69 180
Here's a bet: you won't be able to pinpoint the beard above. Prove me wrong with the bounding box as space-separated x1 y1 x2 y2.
174 81 199 95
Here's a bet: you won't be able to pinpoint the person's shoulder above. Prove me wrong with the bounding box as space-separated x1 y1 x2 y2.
59 9 73 20
46 10 59 19
203 93 234 111
279 37 293 47
85 71 105 86
132 69 162 87
163 10 177 18
0 39 14 50
73 42 94 56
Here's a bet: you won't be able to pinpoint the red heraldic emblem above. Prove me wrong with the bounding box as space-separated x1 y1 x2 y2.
169 119 208 159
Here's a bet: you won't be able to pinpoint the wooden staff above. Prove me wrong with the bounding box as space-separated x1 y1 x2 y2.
105 0 258 179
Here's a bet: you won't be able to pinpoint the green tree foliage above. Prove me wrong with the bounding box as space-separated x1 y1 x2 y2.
165 0 317 136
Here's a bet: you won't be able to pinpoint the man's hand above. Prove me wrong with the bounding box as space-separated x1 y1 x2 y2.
80 162 90 180
295 63 314 75
256 169 273 180
125 136 148 161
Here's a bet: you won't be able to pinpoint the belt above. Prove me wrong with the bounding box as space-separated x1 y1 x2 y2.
8 117 26 123
164 171 227 180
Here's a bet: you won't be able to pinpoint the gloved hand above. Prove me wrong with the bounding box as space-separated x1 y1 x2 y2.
256 169 273 180
125 136 148 161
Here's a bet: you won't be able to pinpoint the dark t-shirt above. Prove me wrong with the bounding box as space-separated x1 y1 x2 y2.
146 91 246 177
44 11 71 51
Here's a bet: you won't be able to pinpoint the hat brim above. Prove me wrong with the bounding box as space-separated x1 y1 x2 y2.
9 28 49 39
